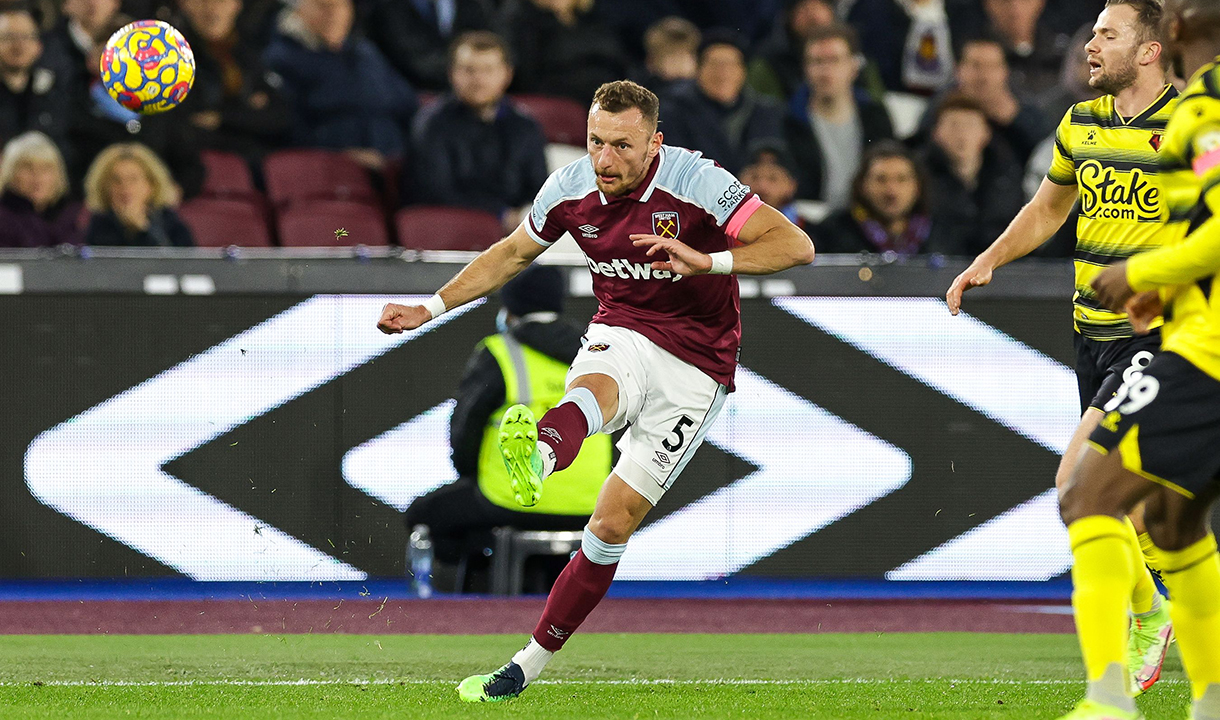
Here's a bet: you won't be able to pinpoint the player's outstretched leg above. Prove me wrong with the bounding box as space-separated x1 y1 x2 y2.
498 388 605 507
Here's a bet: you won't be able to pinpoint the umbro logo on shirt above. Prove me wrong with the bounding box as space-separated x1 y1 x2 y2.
578 224 600 238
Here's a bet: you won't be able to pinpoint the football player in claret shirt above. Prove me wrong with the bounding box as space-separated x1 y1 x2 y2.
946 0 1180 694
1059 0 1220 718
377 79 813 702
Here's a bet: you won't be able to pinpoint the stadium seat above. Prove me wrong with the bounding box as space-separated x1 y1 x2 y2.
263 149 380 209
395 206 504 251
277 200 389 246
490 528 583 595
545 142 586 173
513 94 588 145
178 198 272 247
200 151 257 199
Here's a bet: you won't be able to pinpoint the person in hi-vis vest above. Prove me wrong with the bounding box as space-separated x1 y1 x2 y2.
404 265 611 594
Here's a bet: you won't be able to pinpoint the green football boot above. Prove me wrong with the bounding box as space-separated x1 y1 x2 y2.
1128 599 1174 696
456 662 527 702
498 404 544 507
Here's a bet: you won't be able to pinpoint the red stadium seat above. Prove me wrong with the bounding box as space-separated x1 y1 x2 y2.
512 94 588 146
200 151 257 199
395 206 505 251
278 201 389 247
263 150 380 209
178 198 272 247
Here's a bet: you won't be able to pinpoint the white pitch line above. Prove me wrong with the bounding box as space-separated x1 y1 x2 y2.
0 678 1188 688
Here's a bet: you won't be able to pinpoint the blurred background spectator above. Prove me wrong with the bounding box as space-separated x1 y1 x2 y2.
0 4 73 153
175 0 289 173
363 0 494 92
408 31 548 231
982 0 1065 94
739 141 803 229
263 0 417 170
749 0 833 100
83 142 194 246
921 35 1049 164
816 141 938 255
783 24 893 206
501 0 628 103
637 16 699 93
43 0 121 94
918 93 1023 256
844 0 959 95
0 131 80 247
659 30 784 174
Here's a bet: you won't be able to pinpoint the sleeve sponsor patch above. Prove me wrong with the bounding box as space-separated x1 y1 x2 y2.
1192 129 1220 177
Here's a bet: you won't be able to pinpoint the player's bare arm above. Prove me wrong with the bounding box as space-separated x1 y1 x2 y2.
630 204 814 276
946 178 1078 315
377 225 547 334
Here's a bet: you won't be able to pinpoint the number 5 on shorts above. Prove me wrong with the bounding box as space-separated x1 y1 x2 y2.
662 416 695 452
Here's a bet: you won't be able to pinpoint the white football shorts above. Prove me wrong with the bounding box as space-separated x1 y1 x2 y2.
566 323 728 505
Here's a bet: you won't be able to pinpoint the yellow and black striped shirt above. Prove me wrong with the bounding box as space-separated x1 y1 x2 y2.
1047 85 1181 340
1128 61 1220 382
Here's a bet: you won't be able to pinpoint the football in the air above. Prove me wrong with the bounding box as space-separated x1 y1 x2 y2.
100 20 195 114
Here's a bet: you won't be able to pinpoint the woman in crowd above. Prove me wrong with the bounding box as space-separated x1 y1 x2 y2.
82 143 194 247
0 132 81 248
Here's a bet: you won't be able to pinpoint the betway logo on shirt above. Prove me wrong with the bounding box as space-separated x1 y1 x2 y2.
585 257 683 282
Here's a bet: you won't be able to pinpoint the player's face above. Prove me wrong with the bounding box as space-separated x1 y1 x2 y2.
587 106 661 197
1085 5 1148 95
450 46 512 110
860 156 919 223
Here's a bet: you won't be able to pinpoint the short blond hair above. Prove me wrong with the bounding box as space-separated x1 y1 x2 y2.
83 143 179 213
0 132 70 205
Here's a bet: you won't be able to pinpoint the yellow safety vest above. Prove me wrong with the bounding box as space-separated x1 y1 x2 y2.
477 333 610 514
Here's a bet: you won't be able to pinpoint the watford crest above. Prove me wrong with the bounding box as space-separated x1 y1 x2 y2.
652 211 680 238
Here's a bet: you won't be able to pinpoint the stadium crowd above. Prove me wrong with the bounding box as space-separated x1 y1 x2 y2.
0 0 1108 253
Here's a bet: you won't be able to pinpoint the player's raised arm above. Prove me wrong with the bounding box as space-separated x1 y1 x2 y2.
377 224 547 334
946 176 1078 315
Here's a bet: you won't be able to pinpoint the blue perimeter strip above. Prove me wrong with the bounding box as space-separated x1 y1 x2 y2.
0 578 1072 602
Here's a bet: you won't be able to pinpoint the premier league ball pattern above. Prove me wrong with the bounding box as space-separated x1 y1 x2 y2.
100 20 195 115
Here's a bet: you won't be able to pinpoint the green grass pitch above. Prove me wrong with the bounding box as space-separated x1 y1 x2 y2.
0 633 1191 719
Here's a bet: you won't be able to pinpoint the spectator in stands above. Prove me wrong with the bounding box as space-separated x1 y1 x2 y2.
638 16 699 93
43 0 121 94
0 5 73 152
500 0 628 103
363 0 493 92
176 0 290 168
920 35 1049 164
748 0 836 101
918 94 1024 256
739 142 804 229
845 0 958 95
784 25 894 207
659 31 785 174
983 0 1067 94
409 31 548 231
263 0 417 169
1034 22 1098 119
816 141 945 255
69 18 205 198
0 131 81 247
83 142 194 246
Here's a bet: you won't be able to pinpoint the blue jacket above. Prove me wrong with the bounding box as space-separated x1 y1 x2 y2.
263 16 417 156
658 84 785 175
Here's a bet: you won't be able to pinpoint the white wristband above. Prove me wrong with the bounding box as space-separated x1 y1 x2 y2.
422 294 447 320
708 250 734 275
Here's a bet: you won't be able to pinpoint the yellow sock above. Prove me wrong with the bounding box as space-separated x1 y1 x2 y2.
1069 516 1136 684
1125 518 1159 615
1137 531 1162 573
1158 534 1220 702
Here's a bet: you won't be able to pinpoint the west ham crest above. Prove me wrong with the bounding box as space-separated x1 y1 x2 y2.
652 211 680 238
